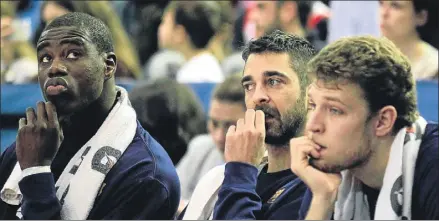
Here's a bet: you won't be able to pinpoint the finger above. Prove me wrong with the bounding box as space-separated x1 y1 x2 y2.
244 109 256 128
290 140 321 162
36 101 48 122
18 118 26 130
45 102 59 127
255 110 265 134
236 119 244 132
25 107 36 126
227 125 236 135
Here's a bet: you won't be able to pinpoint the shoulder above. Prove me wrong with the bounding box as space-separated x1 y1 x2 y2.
417 123 438 171
412 123 438 219
187 134 216 153
0 142 18 189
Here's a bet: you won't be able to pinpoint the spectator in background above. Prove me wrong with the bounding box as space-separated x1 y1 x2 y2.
0 1 38 84
176 74 246 213
207 1 235 64
129 78 207 165
380 0 438 80
115 0 170 66
158 1 224 83
221 0 322 79
32 0 142 80
251 1 308 40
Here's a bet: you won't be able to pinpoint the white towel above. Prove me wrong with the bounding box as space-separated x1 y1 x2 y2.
0 86 137 220
334 117 428 220
182 153 268 220
182 164 225 220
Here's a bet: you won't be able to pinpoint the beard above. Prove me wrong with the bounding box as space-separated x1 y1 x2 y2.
309 126 374 173
255 97 306 147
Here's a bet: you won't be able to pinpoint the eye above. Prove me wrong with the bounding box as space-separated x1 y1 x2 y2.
307 102 316 111
243 83 255 92
41 55 51 63
329 107 343 115
67 51 80 59
268 78 281 87
210 119 219 128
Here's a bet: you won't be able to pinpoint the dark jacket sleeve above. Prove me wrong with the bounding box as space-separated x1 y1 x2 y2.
19 174 176 220
412 124 439 219
19 173 61 220
213 162 262 220
94 177 177 220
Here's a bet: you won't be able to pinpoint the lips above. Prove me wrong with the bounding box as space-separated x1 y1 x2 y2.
44 77 69 96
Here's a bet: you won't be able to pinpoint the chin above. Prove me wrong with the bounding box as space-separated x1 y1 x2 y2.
309 158 346 173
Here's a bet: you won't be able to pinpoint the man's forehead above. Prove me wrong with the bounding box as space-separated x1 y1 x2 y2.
308 80 365 102
38 26 92 44
243 53 294 79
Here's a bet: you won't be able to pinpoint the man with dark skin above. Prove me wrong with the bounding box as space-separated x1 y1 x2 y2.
0 12 180 220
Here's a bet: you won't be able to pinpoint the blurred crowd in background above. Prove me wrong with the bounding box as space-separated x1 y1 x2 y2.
2 0 437 85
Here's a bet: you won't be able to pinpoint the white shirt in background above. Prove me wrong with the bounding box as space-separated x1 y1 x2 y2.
177 52 224 83
328 1 381 43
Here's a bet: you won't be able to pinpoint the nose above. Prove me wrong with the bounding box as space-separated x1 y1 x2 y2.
305 109 325 134
47 58 68 78
252 85 270 106
379 3 390 20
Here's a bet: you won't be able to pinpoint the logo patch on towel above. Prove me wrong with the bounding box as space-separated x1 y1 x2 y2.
390 175 403 216
92 146 122 174
267 187 285 204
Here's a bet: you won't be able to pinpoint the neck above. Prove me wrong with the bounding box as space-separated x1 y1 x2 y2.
266 144 291 173
388 33 423 63
283 21 306 38
351 135 396 189
179 43 209 61
60 82 117 144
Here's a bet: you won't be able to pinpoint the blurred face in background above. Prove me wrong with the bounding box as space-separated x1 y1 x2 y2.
42 2 71 24
207 99 245 152
252 1 279 38
379 0 427 40
158 9 185 50
251 1 299 39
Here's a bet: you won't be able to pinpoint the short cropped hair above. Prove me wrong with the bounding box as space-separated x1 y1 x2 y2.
242 30 317 93
42 12 114 54
167 1 221 49
212 74 246 109
308 36 418 133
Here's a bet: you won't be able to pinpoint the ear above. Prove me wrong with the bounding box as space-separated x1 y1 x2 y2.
103 52 117 81
415 9 428 27
374 105 398 137
280 1 297 24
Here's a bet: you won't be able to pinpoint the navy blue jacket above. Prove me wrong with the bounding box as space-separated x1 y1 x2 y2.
299 123 439 220
0 122 180 219
213 162 306 220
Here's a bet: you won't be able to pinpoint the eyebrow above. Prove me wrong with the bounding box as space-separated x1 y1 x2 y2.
263 71 288 79
59 38 85 47
241 75 253 85
37 38 85 52
241 71 289 85
308 92 348 107
36 41 50 52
